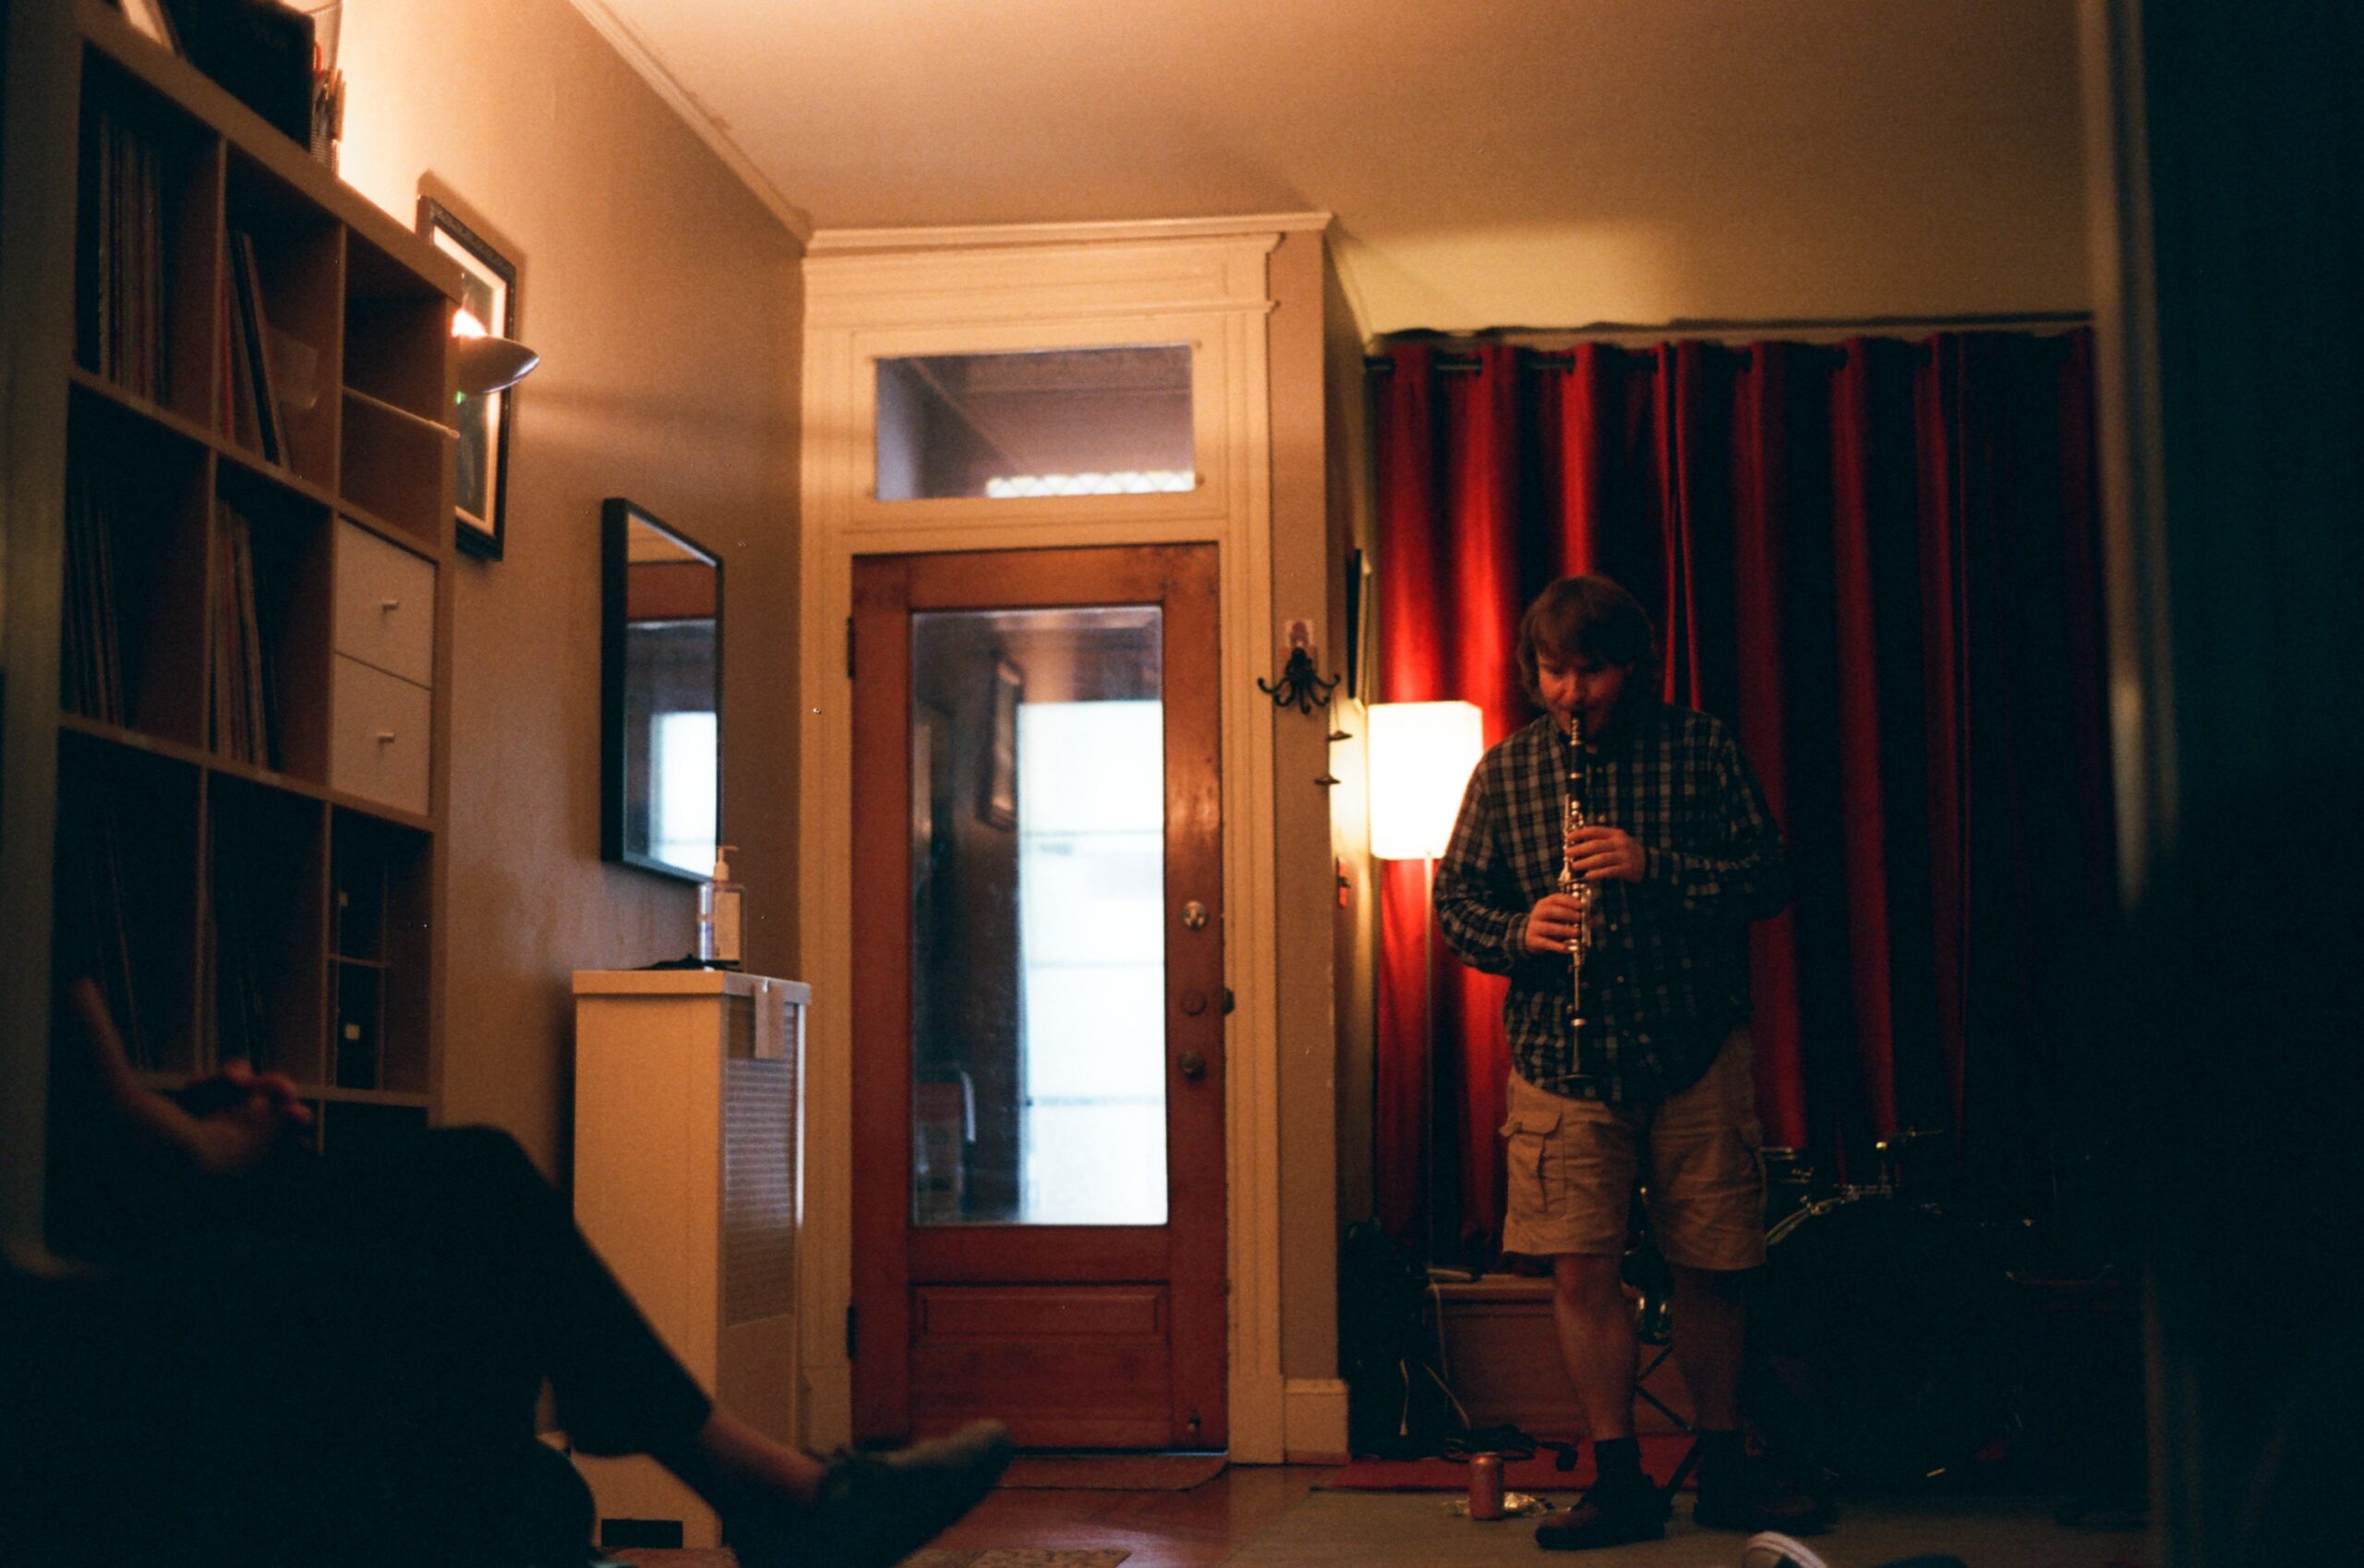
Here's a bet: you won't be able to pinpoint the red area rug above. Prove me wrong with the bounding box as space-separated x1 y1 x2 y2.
615 1553 1128 1568
1320 1434 1697 1492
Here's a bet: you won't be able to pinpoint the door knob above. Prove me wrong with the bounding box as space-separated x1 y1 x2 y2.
1181 900 1209 930
1176 1049 1207 1082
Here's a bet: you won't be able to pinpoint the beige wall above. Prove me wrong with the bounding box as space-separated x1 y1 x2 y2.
1328 4 2090 336
1268 230 1338 1380
336 0 803 1176
1323 248 1379 1230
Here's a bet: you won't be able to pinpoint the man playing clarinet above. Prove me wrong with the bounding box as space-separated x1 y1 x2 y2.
1433 573 1820 1549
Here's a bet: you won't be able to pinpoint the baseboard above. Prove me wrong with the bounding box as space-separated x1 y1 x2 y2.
1284 1376 1350 1463
802 1357 851 1451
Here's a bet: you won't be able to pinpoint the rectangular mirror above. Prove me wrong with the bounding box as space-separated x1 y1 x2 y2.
601 498 720 882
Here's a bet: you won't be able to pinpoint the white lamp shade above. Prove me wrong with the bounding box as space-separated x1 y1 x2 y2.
1367 700 1485 861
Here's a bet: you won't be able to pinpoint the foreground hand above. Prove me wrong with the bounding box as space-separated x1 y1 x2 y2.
1564 825 1645 883
1523 893 1592 955
172 1059 313 1174
63 977 312 1180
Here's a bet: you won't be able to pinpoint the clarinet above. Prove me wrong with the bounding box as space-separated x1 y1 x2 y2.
1559 715 1594 1032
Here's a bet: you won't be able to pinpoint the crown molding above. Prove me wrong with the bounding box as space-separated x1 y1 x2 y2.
566 0 814 245
809 211 1333 256
802 233 1284 332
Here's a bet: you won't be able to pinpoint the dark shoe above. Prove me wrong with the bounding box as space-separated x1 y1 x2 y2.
1693 1464 1834 1535
1534 1468 1671 1550
731 1419 1015 1568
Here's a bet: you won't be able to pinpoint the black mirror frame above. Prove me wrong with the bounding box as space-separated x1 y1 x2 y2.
600 497 722 884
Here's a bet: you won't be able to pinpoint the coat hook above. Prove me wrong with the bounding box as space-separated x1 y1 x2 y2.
1257 646 1340 715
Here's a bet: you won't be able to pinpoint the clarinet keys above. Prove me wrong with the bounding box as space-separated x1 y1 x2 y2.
1561 714 1595 1039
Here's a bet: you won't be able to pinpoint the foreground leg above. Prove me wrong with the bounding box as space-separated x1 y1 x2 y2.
1500 1076 1668 1551
704 1415 1015 1568
1669 1260 1746 1431
1645 1034 1829 1536
1551 1250 1640 1441
1669 1261 1836 1536
1536 1250 1671 1550
365 1129 1010 1566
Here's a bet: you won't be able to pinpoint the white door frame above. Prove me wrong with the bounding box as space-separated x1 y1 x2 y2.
795 216 1326 1461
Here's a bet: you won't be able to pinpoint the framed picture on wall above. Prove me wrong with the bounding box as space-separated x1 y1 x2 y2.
1345 547 1372 701
417 197 518 561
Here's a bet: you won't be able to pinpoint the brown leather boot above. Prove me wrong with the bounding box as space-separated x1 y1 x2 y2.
1534 1467 1671 1550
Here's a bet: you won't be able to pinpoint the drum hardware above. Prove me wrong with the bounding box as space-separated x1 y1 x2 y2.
1746 1186 2021 1486
1606 1140 2029 1490
1761 1146 1820 1231
1875 1127 1957 1200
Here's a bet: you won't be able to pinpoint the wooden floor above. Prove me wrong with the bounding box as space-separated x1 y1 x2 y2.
926 1463 1334 1568
615 1465 2145 1568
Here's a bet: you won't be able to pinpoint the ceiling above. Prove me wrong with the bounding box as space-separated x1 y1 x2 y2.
569 0 2092 337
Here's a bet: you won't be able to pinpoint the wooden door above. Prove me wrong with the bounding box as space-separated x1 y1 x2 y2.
850 544 1226 1449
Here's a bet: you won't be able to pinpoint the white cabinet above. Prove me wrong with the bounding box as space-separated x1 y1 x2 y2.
571 968 808 1549
329 655 431 815
332 520 436 686
329 520 437 815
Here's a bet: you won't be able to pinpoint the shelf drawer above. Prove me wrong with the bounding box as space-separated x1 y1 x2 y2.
333 521 437 687
331 655 431 815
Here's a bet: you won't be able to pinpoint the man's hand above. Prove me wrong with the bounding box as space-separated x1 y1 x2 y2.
1523 893 1592 955
1564 825 1645 884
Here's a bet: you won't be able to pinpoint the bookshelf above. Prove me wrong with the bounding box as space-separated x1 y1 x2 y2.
35 0 463 1160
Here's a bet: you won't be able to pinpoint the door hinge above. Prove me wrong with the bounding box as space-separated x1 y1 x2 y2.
1222 987 1236 1016
845 616 856 679
845 1303 858 1361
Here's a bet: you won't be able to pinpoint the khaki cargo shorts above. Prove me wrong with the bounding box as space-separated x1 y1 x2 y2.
1500 1028 1767 1272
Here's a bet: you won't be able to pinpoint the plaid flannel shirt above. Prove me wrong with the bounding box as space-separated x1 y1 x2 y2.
1434 702 1789 1104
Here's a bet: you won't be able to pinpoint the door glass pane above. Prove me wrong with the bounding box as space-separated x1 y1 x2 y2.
911 606 1166 1225
875 345 1194 501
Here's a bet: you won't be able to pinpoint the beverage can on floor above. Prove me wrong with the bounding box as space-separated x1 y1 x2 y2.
1467 1453 1505 1520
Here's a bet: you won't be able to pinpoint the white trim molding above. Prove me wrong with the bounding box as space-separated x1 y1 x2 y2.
809 211 1332 257
1284 1378 1352 1464
798 219 1295 1462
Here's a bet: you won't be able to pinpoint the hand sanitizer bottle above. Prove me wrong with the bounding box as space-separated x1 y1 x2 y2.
698 845 742 968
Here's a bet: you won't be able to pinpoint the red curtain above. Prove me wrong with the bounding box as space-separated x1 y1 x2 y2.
1373 331 2114 1260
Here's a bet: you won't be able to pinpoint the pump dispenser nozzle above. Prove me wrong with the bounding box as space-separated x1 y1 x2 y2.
699 843 743 967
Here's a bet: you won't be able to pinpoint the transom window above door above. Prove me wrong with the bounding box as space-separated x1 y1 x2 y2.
874 344 1196 502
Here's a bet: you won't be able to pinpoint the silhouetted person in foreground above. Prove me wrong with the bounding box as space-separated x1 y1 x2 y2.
1 978 1010 1568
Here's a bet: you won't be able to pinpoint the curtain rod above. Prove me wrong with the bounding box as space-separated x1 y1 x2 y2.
1364 311 2093 371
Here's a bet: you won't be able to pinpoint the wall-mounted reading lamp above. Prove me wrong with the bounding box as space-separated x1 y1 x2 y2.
452 306 540 396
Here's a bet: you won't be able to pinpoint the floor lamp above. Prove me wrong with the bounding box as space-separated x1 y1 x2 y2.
1368 701 1485 1265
